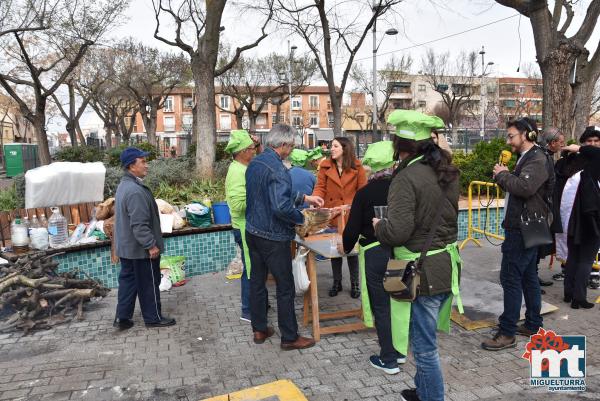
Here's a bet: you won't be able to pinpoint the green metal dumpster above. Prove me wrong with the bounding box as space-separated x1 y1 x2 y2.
4 144 39 177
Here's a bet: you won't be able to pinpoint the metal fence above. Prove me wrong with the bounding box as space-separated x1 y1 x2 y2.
350 128 509 157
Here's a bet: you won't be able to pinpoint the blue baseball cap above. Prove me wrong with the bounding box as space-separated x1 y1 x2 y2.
120 147 150 168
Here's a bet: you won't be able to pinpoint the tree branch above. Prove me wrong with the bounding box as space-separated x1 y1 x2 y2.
573 0 600 44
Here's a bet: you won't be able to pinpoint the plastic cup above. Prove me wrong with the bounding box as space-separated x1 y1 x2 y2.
374 206 388 219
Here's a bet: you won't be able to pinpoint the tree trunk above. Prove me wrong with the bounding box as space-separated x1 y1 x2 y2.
66 121 77 147
75 121 86 146
193 59 216 178
33 115 51 165
104 125 113 149
540 44 578 138
249 113 257 134
331 94 343 136
141 104 159 147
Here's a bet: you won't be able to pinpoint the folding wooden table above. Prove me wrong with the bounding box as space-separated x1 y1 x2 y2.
295 233 367 341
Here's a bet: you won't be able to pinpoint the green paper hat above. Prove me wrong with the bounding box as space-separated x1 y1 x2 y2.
362 141 395 173
387 109 445 141
289 149 309 167
307 147 323 161
225 130 254 154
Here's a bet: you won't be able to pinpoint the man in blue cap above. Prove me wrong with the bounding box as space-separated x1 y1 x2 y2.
113 147 176 329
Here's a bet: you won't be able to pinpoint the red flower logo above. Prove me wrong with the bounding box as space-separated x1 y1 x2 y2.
522 328 570 372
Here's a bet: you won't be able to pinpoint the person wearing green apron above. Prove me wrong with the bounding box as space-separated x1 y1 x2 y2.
225 130 256 323
339 140 406 375
374 110 462 401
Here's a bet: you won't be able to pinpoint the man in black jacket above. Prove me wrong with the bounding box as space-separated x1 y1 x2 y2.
482 118 552 351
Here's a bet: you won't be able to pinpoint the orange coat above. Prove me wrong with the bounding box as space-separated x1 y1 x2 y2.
312 158 367 209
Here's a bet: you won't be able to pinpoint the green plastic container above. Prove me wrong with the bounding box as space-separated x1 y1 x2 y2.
4 144 39 177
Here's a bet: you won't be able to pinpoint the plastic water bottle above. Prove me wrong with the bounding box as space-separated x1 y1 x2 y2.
39 213 48 228
48 207 68 248
11 215 30 250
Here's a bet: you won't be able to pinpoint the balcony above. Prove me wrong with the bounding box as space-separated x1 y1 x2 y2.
389 92 413 100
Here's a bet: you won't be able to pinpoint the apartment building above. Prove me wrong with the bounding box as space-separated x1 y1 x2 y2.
497 77 543 125
131 85 337 155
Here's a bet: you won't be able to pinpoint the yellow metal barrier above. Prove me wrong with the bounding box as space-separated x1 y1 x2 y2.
460 181 505 250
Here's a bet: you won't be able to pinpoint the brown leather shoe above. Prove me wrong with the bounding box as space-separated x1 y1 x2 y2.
253 327 275 344
280 336 316 351
481 332 516 351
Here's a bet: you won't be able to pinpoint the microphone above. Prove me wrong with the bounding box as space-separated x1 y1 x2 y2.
499 150 512 166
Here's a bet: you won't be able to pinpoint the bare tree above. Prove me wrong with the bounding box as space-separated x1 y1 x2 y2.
51 70 93 147
350 54 413 134
420 48 478 144
268 0 402 137
495 0 600 139
0 0 56 38
112 39 190 148
0 0 128 164
591 79 600 120
217 52 316 133
152 0 274 177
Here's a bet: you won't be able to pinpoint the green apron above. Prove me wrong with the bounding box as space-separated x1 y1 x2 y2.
390 243 463 355
238 221 252 279
358 241 379 328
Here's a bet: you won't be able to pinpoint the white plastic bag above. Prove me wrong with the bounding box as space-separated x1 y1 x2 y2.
292 247 311 294
159 270 172 292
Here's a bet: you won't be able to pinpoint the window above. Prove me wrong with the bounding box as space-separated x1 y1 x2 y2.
292 114 302 127
220 114 231 130
326 100 331 109
327 112 334 127
532 85 542 94
418 101 427 108
272 113 285 124
183 97 193 109
256 114 267 126
182 114 193 130
220 95 230 110
309 113 319 127
503 100 516 108
163 96 174 112
356 115 365 123
418 84 426 92
164 116 175 132
309 95 319 108
291 96 302 110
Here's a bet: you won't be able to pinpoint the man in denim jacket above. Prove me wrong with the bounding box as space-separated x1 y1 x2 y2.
245 124 323 350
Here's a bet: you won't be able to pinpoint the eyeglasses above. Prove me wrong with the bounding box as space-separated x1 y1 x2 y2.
507 133 522 140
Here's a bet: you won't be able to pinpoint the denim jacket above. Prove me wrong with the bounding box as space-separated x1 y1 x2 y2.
246 148 305 241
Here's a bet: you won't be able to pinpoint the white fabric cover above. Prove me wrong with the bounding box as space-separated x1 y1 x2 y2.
25 162 106 209
555 171 581 262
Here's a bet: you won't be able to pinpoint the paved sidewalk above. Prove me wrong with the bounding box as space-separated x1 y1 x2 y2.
0 243 598 401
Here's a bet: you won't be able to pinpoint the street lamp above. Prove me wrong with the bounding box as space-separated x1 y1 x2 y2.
288 41 297 127
372 16 398 140
479 46 494 137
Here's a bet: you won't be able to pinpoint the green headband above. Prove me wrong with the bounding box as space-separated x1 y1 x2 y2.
387 109 445 141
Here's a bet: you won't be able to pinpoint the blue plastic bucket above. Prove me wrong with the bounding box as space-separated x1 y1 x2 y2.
212 202 231 225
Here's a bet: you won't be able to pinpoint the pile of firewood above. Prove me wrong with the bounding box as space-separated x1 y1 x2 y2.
0 252 110 334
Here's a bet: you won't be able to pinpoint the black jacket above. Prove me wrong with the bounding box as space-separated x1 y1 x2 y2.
568 146 600 244
342 177 390 253
495 146 553 230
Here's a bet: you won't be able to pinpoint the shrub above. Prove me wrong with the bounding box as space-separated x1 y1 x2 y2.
106 143 158 167
54 146 105 163
104 167 123 199
143 158 195 192
13 174 25 209
152 179 226 207
184 142 230 162
453 138 515 195
0 185 19 212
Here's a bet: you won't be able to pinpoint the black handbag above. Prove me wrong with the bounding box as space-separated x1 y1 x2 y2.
519 197 553 249
383 189 448 302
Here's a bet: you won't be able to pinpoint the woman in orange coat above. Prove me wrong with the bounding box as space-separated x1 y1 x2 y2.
312 137 367 298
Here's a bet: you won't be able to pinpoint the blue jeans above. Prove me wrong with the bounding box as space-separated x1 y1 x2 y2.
233 229 250 316
246 232 298 343
410 293 450 401
499 229 542 336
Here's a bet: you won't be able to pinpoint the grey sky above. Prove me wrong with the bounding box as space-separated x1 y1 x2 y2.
56 0 600 133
